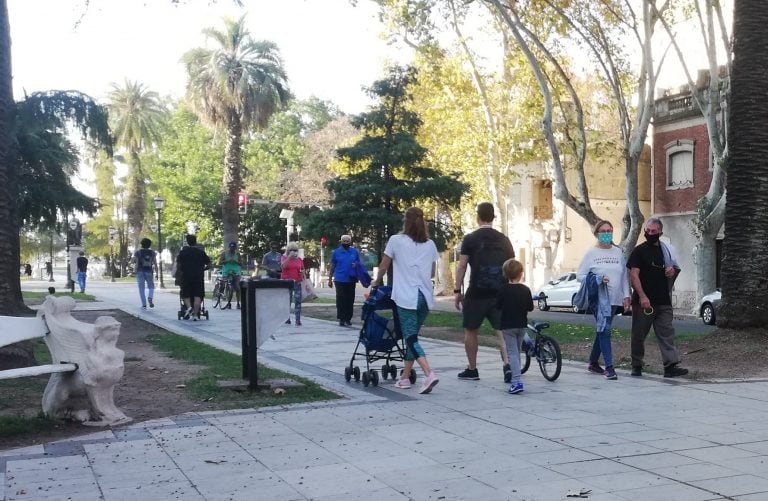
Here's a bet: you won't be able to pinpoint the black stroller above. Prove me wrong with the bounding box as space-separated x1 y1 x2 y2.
176 294 210 320
344 286 415 387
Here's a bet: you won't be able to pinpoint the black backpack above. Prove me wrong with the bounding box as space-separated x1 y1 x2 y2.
471 235 511 292
138 249 154 270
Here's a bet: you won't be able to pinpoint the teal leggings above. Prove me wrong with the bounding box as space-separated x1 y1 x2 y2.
396 291 429 362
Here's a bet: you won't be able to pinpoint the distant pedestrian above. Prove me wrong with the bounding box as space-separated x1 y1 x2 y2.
496 259 533 394
131 238 158 309
24 263 32 278
76 252 89 293
45 261 53 282
281 242 304 326
371 207 440 394
176 235 211 320
627 218 688 378
329 234 363 327
261 242 283 279
217 241 242 309
577 220 630 381
454 202 516 382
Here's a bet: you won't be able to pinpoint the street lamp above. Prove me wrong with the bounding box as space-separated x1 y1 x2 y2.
67 217 79 293
108 226 117 282
153 196 165 288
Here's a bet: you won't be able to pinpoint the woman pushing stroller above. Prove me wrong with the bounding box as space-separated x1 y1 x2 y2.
370 207 439 394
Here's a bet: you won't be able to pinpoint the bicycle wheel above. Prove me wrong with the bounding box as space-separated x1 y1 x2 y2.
537 335 562 382
520 347 531 374
212 281 223 308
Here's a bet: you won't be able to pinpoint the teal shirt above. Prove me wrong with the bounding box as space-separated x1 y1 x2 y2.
219 251 241 276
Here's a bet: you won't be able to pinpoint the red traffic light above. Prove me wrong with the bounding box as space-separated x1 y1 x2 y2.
320 236 328 245
237 193 248 214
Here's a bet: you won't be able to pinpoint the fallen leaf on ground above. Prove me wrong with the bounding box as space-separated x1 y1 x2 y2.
273 388 286 395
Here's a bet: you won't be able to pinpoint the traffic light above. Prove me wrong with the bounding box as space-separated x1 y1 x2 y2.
237 192 248 215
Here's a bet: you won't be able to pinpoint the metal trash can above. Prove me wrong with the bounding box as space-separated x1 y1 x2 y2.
240 278 293 389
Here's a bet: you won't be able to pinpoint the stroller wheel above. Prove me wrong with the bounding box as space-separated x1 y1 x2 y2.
371 370 379 387
344 366 352 382
362 370 370 387
389 365 397 380
353 366 361 382
177 311 182 320
381 363 389 380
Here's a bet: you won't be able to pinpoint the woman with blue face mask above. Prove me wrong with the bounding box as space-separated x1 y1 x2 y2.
576 220 631 380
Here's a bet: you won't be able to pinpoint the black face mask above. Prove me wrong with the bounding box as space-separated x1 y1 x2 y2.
644 232 660 244
342 243 351 249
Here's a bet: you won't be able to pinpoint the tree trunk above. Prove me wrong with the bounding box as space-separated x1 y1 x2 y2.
719 0 768 328
695 238 718 310
125 151 146 249
0 0 26 316
222 118 243 247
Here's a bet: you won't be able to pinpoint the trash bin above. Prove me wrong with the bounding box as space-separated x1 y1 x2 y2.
240 278 293 389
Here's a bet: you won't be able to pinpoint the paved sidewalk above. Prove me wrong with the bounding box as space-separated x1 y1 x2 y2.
4 281 768 500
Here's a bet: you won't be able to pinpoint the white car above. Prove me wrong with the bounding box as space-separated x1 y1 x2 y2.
536 272 582 312
699 289 721 325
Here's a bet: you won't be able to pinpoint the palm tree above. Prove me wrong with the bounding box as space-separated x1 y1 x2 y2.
182 16 290 246
107 80 165 247
719 0 768 328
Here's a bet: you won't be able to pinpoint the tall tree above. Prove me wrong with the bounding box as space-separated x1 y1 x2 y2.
719 0 768 328
182 16 290 247
0 0 19 315
302 66 467 260
107 80 166 247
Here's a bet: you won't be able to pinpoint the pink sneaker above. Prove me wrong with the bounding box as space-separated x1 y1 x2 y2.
419 371 439 394
394 378 411 389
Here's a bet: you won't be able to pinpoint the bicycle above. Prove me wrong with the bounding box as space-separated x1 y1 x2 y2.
520 321 562 381
212 271 237 309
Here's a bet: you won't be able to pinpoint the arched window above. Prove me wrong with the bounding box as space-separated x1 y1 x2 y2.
665 140 694 188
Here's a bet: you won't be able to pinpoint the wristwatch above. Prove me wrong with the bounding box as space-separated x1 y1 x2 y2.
453 289 462 294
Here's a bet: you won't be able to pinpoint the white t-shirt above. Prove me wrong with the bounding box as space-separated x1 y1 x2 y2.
383 234 439 310
577 245 631 306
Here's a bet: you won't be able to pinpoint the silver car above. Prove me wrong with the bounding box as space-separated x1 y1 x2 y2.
536 272 582 312
699 289 721 325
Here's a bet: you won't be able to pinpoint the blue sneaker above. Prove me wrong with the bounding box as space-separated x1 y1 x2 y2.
508 382 524 394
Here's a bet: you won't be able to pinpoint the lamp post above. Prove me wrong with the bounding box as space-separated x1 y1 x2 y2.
108 226 117 282
67 217 79 293
153 196 165 288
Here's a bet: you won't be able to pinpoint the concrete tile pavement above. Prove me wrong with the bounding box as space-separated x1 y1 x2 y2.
4 280 768 499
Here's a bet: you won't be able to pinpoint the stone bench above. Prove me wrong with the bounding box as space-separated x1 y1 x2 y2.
0 296 130 426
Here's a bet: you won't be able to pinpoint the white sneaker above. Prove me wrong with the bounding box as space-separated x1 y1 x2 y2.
394 379 411 389
419 372 439 394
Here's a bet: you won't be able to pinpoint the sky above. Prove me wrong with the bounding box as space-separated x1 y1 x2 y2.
8 0 411 114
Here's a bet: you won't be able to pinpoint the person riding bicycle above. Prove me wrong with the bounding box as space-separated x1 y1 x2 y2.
217 241 242 309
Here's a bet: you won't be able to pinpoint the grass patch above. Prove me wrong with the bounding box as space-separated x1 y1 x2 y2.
22 291 95 301
0 414 56 437
145 332 341 408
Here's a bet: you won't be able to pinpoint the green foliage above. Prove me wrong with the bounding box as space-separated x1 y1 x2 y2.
239 203 288 261
303 66 466 257
144 105 225 254
15 91 111 229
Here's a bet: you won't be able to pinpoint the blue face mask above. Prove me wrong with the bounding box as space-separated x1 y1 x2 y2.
597 233 613 245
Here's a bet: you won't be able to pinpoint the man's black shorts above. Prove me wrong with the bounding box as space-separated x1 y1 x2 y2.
462 296 501 330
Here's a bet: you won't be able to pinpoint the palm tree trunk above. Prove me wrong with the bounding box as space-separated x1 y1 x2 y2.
0 0 26 316
222 118 243 246
719 0 768 328
125 151 146 248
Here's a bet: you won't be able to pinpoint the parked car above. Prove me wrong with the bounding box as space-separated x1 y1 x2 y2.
699 289 721 325
536 272 582 312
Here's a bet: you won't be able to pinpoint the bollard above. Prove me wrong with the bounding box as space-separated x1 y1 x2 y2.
240 278 293 389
